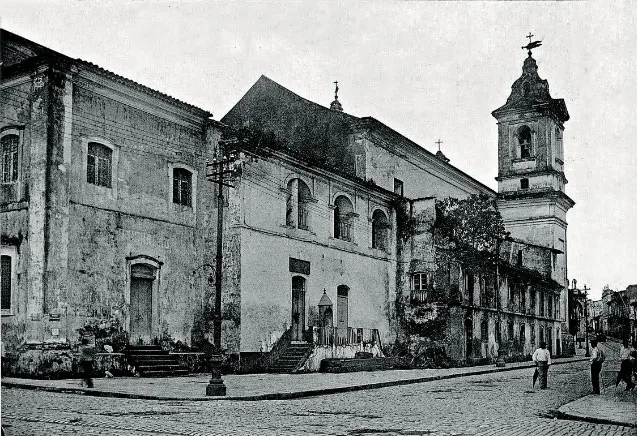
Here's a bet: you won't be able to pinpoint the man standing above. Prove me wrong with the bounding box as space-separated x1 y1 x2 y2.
532 341 552 389
615 339 635 391
590 339 604 394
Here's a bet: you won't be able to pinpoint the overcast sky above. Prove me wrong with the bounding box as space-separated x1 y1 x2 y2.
2 1 635 300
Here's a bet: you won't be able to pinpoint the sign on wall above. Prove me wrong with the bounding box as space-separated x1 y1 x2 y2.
289 257 310 275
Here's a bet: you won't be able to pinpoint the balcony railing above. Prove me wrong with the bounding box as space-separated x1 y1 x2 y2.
410 289 428 305
298 209 309 230
336 221 352 242
312 326 380 347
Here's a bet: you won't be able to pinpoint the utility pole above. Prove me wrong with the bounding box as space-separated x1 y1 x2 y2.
495 237 506 367
584 285 590 357
205 137 240 396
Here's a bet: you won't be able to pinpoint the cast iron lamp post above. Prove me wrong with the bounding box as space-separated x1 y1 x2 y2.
584 285 590 358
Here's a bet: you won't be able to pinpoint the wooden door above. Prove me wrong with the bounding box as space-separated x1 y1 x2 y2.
291 277 306 341
130 277 153 343
465 318 473 357
337 285 349 343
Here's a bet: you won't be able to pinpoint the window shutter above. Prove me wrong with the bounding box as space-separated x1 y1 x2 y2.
87 154 96 184
1 255 11 310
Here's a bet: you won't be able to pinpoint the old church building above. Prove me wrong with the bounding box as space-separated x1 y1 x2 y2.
1 29 574 374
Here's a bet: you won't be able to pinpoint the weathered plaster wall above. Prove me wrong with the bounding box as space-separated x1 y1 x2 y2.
57 83 217 346
360 134 489 200
235 156 397 353
2 71 52 347
239 228 394 353
1 64 220 353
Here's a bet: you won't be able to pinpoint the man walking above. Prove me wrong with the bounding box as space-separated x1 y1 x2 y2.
80 337 95 388
532 341 551 389
590 339 604 394
615 339 635 391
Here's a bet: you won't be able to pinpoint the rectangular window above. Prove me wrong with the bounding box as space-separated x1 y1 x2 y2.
87 142 112 188
530 324 535 344
412 273 427 291
173 168 192 207
520 323 526 343
393 178 403 196
539 291 545 316
2 134 19 184
547 295 553 319
1 255 12 310
508 322 514 340
521 287 526 311
530 289 536 313
517 250 523 266
520 178 529 190
481 320 488 341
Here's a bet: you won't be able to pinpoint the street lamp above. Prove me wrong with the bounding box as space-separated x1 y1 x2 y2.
584 285 590 357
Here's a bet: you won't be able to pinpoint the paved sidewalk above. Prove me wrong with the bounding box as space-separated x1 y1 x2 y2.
3 356 586 401
557 341 637 428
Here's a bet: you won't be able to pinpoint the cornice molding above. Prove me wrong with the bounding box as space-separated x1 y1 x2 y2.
76 70 206 130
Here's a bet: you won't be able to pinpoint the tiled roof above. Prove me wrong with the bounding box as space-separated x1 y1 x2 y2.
1 29 212 117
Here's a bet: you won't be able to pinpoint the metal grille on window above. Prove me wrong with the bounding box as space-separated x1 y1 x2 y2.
2 134 19 183
173 168 192 206
1 255 11 310
87 142 112 188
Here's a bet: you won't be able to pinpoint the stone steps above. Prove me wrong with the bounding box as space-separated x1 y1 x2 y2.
125 345 189 377
270 343 313 373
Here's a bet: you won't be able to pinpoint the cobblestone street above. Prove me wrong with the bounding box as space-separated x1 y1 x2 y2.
2 360 634 435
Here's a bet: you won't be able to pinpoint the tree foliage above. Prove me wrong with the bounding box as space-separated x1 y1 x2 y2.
433 193 507 272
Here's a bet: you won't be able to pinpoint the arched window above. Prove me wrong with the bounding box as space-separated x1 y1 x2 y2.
539 326 545 344
523 82 531 97
517 125 532 159
520 323 526 343
173 168 192 206
286 178 312 230
1 134 19 184
87 142 113 188
371 209 389 251
334 195 354 242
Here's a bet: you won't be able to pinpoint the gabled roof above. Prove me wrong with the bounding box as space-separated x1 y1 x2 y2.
1 29 211 118
222 75 358 175
222 75 495 196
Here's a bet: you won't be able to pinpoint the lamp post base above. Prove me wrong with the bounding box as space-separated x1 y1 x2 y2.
206 380 227 396
205 354 227 396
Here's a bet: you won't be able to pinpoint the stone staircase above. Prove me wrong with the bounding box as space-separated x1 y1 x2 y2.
125 345 189 377
269 342 314 373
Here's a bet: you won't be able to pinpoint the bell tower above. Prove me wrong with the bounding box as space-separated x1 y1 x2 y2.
492 39 575 287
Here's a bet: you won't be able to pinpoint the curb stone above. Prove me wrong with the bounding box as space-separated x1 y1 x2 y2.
1 357 588 402
554 409 637 429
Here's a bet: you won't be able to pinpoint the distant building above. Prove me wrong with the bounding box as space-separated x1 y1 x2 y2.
600 286 632 340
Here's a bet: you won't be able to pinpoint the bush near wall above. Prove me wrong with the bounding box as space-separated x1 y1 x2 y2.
1 348 130 379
